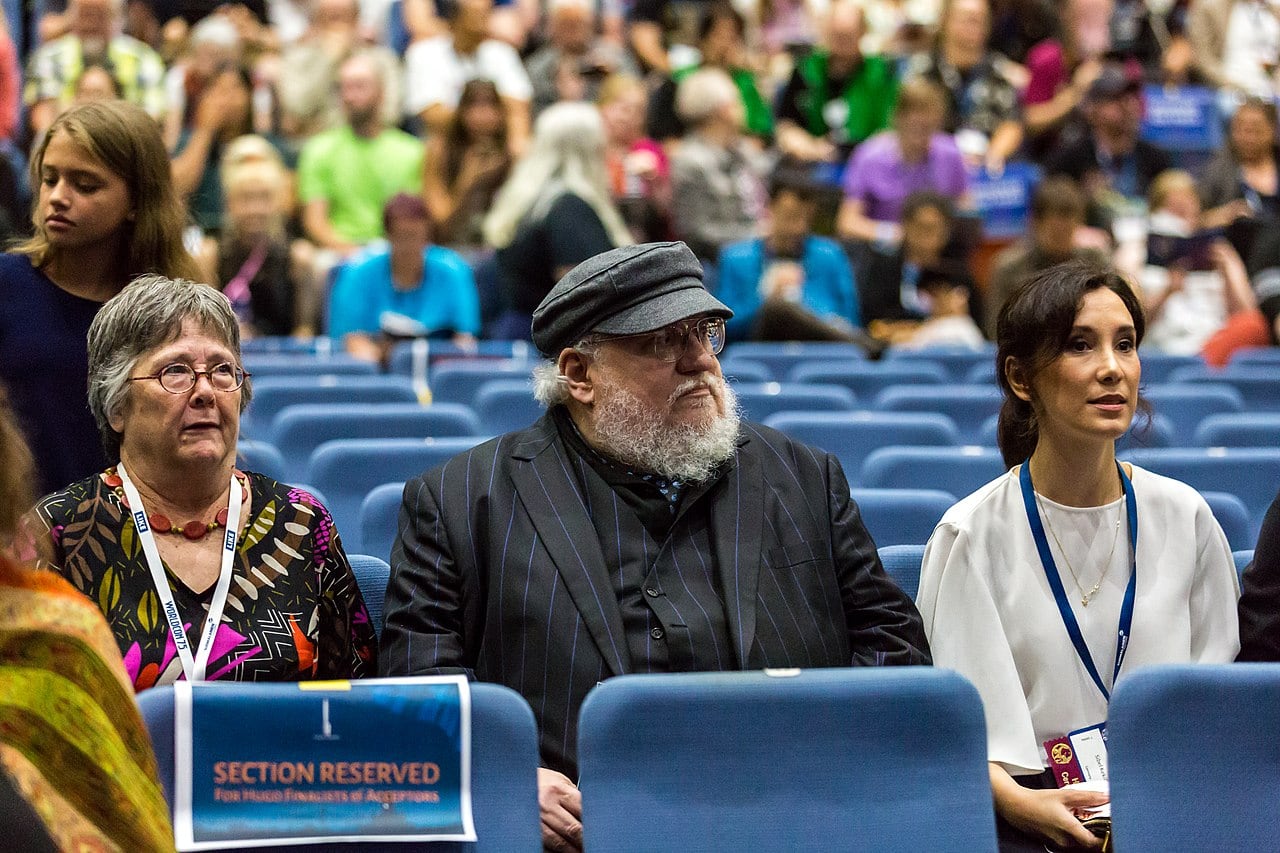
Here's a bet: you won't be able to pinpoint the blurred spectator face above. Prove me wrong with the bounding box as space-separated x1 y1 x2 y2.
600 85 647 145
897 104 943 155
313 0 359 31
387 214 431 266
902 203 950 260
1086 90 1141 141
338 57 383 127
825 3 864 64
71 0 116 50
1031 211 1080 259
549 3 594 53
226 171 282 237
1231 104 1277 162
455 0 493 42
769 189 815 255
1067 0 1113 58
74 65 121 103
943 0 990 53
701 16 744 67
462 90 505 139
1160 184 1201 224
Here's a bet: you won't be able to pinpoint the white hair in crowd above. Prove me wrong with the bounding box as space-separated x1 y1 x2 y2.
482 102 633 249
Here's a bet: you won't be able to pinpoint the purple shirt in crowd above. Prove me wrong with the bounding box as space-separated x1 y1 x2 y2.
841 131 969 222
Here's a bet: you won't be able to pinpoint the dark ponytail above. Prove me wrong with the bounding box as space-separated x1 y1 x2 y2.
993 260 1146 469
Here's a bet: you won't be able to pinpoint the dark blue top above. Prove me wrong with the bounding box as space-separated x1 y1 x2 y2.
0 253 109 496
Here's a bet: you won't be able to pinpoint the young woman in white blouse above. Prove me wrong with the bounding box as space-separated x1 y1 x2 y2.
916 260 1240 852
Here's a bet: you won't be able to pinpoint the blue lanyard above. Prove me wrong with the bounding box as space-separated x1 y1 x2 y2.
1020 461 1137 702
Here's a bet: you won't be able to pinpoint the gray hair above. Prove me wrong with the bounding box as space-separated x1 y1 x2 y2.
88 275 251 461
676 67 739 126
530 338 602 407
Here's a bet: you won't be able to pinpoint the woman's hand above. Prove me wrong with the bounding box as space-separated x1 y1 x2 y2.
991 764 1108 850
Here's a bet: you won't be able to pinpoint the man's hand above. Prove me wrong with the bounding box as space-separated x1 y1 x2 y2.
537 768 584 852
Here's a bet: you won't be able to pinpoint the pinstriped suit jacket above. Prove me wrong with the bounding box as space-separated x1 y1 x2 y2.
380 412 930 777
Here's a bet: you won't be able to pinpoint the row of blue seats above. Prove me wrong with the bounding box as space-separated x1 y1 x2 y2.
240 373 1280 449
134 658 1280 852
242 432 1270 558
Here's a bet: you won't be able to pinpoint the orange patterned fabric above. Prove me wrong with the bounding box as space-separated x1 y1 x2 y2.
0 556 175 852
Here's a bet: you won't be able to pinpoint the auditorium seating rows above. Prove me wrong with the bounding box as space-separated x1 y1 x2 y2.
235 341 1280 559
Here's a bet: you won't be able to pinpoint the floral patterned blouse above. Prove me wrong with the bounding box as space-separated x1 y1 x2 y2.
31 470 378 691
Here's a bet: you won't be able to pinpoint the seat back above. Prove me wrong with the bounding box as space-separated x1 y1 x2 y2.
1193 413 1280 447
347 554 390 640
731 383 857 422
577 668 997 853
881 345 998 382
472 380 545 435
137 682 542 852
270 403 480 482
876 543 929 600
1108 664 1280 852
875 385 1004 442
853 490 955 548
1201 491 1254 552
788 361 950 399
243 354 379 378
306 437 489 552
1167 365 1280 413
719 341 867 381
765 411 961 486
1120 447 1280 543
1142 384 1245 444
1234 549 1254 583
236 439 287 481
243 376 420 438
359 481 407 565
861 446 1006 498
389 359 534 407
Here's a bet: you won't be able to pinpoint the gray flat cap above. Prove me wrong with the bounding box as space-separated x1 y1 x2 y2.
531 241 732 356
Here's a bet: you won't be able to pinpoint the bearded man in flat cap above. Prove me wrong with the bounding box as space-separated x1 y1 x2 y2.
380 241 930 852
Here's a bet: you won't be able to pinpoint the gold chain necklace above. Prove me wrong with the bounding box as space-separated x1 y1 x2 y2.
1035 494 1124 607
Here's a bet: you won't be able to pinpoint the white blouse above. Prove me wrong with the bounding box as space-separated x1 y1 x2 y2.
916 464 1241 776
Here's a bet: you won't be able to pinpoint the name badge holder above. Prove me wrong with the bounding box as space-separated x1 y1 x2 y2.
1020 461 1137 703
118 464 242 682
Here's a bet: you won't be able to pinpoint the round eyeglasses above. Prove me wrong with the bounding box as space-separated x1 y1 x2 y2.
128 362 249 394
589 317 727 363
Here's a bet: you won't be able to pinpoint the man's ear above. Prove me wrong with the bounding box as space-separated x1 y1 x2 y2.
558 348 596 405
1005 355 1033 403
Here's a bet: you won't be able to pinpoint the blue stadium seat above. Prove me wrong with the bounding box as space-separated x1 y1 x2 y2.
875 385 1004 442
765 411 961 486
877 543 928 600
136 682 541 852
236 439 286 481
975 413 1175 451
718 358 772 384
241 336 330 354
1234 549 1254 583
359 481 406 566
270 403 480 482
788 361 950 399
854 490 955 548
1167 365 1280 413
473 380 546 434
1228 347 1280 367
719 341 867 381
1120 447 1280 542
963 362 997 386
1136 350 1205 385
1194 413 1280 447
347 554 390 641
306 437 489 552
1142 384 1244 445
731 383 857 422
1109 664 1280 853
1202 491 1254 552
243 353 379 378
577 668 996 853
243 376 421 438
881 345 997 381
861 446 1006 498
389 359 535 407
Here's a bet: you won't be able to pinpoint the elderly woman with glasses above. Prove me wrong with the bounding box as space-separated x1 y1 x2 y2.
29 276 378 692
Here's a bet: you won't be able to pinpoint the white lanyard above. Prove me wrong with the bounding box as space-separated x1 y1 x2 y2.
117 464 242 682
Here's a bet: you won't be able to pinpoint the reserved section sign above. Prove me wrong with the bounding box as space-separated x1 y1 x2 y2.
173 676 476 849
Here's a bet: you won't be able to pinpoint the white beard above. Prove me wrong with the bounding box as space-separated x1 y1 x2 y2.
588 375 741 482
